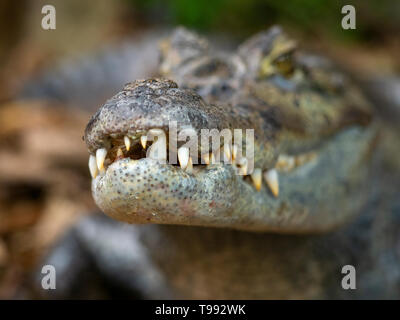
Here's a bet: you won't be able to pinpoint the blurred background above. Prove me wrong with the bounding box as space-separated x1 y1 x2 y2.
0 0 399 298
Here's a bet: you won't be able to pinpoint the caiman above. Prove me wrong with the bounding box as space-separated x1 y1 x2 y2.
39 27 400 299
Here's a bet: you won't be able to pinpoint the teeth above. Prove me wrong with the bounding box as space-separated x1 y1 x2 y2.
203 151 220 165
295 152 316 167
275 152 317 172
210 152 216 164
236 157 248 175
178 147 189 169
140 135 147 149
124 136 130 151
96 148 107 171
251 168 262 191
214 148 222 163
232 144 238 160
264 169 279 197
203 153 210 165
275 154 295 172
116 148 124 158
224 144 231 162
186 156 193 173
88 155 98 178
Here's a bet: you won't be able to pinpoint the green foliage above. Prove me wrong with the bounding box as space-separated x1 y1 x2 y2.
128 0 399 42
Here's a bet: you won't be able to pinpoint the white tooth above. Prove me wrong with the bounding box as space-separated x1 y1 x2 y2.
276 154 295 172
240 163 248 175
251 168 262 191
202 153 210 165
124 136 130 151
140 135 147 149
148 132 167 161
96 148 107 171
185 156 193 173
178 147 189 169
264 169 279 197
117 148 124 158
210 152 216 164
224 144 231 162
215 148 223 163
236 157 248 175
286 156 295 169
232 144 238 160
88 155 98 178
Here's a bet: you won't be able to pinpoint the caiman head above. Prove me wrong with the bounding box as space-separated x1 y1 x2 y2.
84 27 375 233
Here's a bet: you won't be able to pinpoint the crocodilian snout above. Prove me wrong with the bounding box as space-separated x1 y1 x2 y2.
84 78 375 233
84 78 238 155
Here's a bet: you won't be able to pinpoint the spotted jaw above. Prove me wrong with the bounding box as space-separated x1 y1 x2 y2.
92 157 239 226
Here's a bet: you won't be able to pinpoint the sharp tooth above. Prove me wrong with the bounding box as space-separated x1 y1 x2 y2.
224 144 231 162
237 157 248 175
88 155 98 178
276 154 295 172
140 135 147 149
203 153 210 165
214 148 223 163
264 169 279 197
210 152 216 164
251 168 262 191
232 144 238 160
240 164 248 176
186 156 193 173
96 148 107 171
178 147 189 169
124 136 130 151
117 148 124 158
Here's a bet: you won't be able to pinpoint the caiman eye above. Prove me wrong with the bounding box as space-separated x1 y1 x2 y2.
259 51 295 79
274 53 295 77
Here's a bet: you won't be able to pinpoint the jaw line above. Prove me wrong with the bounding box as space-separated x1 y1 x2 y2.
92 126 374 233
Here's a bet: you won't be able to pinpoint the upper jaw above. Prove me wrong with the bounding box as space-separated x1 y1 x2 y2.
83 78 276 181
84 78 236 154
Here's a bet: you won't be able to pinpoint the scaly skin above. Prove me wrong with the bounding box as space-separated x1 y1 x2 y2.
85 27 374 233
38 27 400 300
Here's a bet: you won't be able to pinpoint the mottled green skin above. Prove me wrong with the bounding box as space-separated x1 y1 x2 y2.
85 27 374 232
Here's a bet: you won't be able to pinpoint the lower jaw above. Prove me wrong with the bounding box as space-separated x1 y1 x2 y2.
92 126 376 233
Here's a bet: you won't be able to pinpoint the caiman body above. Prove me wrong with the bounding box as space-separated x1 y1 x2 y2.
40 27 400 299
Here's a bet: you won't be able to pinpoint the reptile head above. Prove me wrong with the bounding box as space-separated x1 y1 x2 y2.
84 28 375 233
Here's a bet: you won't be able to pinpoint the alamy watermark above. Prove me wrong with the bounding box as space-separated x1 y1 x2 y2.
341 265 356 290
143 122 255 175
41 5 356 32
341 5 356 30
41 264 56 290
41 5 56 30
